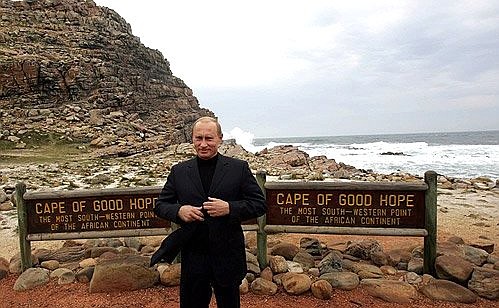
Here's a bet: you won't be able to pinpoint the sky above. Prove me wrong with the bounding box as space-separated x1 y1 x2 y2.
94 0 499 138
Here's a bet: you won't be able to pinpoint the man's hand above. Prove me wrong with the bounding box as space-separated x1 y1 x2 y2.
203 197 230 217
178 205 204 222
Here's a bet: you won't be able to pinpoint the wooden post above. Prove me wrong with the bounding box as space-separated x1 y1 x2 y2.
256 171 268 269
424 171 437 275
16 182 32 271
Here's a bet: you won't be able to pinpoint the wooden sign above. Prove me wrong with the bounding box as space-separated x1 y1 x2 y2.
24 187 169 234
265 182 427 229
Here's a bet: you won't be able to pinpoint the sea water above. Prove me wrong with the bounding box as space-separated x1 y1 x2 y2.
227 129 499 179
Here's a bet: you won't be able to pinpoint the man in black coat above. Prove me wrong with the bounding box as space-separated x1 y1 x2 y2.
154 116 266 308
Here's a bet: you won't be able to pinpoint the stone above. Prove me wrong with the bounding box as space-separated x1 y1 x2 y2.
345 239 382 260
420 279 477 303
250 278 278 295
407 257 423 274
13 268 50 291
89 255 158 292
35 246 86 263
351 263 383 279
270 242 300 260
467 267 499 300
40 260 60 271
76 267 94 283
311 279 333 300
318 250 343 274
79 258 97 268
239 278 249 294
361 279 418 304
160 263 181 287
293 251 315 271
380 265 397 275
50 268 73 279
299 237 323 256
404 272 422 284
260 267 273 281
281 273 312 295
319 271 359 290
470 241 495 254
286 261 304 273
370 250 389 266
462 245 489 266
269 255 288 274
435 255 474 283
58 271 76 285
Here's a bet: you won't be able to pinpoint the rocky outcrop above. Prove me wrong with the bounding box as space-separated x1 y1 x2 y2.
0 0 213 148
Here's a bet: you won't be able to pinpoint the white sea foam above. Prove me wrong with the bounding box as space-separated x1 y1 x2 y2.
227 128 499 179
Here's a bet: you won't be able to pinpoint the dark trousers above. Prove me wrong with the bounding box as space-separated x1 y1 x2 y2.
180 276 240 308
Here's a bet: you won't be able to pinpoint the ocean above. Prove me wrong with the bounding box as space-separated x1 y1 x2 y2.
228 130 499 179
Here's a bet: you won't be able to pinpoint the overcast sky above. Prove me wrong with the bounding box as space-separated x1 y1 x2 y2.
94 0 499 138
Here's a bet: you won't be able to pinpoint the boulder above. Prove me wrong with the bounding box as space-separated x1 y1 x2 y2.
160 263 181 287
281 273 311 295
250 278 278 295
270 242 300 260
293 251 315 271
311 279 333 300
361 279 418 304
345 239 382 260
420 279 477 303
269 255 288 274
89 255 158 292
435 255 474 283
319 271 359 290
13 268 50 291
468 267 499 300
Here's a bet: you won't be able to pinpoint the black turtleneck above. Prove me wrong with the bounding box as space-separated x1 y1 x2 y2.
197 154 219 195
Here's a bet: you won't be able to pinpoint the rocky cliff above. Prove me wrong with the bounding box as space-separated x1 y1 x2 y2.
0 0 213 151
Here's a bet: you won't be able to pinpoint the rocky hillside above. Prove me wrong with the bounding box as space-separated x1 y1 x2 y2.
0 0 212 152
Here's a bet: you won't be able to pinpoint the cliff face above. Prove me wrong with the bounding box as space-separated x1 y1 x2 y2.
0 0 213 148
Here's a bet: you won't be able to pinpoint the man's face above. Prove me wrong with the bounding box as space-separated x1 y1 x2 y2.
192 121 222 160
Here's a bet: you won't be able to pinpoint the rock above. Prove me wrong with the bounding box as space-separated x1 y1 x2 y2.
89 255 158 292
260 267 273 281
76 267 94 283
160 263 181 287
435 255 474 283
281 273 312 295
311 279 333 300
462 245 489 266
361 279 418 304
386 248 412 266
299 237 323 256
50 268 73 279
58 271 76 285
470 241 495 254
352 263 383 279
370 250 389 266
345 239 382 260
270 242 300 260
13 268 50 291
404 272 422 284
40 260 60 271
468 267 499 299
87 247 119 258
250 278 278 295
319 271 359 290
239 278 249 294
36 246 86 263
286 261 304 273
79 258 97 268
318 250 343 274
380 265 397 275
293 251 315 271
0 257 8 280
269 255 288 274
407 257 423 274
420 279 477 303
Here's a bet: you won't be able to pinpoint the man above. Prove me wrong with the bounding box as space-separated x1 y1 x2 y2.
154 116 266 308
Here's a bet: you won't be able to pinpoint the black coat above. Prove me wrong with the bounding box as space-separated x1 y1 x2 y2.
153 154 266 285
